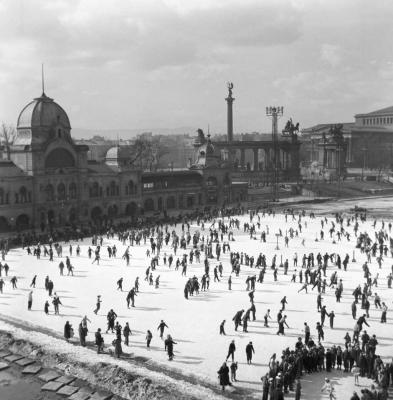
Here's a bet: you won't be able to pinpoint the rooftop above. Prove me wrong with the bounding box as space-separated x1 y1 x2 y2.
355 105 393 118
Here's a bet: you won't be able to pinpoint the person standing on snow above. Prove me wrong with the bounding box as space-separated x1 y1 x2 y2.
245 341 255 364
226 340 236 362
123 322 132 346
157 320 168 339
164 334 177 360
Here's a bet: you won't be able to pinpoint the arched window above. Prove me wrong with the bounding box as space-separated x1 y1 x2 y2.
110 181 117 196
69 183 77 199
45 148 75 169
19 186 28 203
125 202 137 216
144 198 154 212
0 216 8 232
91 206 102 220
108 204 118 218
166 196 176 209
16 214 29 229
186 196 194 208
90 182 99 198
57 183 66 200
45 184 54 201
126 180 135 195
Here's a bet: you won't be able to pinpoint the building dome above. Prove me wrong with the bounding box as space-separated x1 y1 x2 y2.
17 93 71 130
105 146 121 160
105 145 132 170
105 145 131 161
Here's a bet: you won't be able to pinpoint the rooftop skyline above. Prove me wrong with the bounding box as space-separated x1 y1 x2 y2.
1 0 393 135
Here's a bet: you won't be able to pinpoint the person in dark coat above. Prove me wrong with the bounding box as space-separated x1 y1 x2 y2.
114 322 122 358
95 328 104 354
325 348 333 371
146 330 153 348
226 340 236 362
106 309 117 333
78 322 87 346
245 341 255 364
64 321 72 341
217 362 231 391
261 374 269 400
219 320 226 335
230 361 238 382
295 378 301 400
164 334 177 360
114 337 122 358
44 300 50 314
123 322 131 346
157 320 168 339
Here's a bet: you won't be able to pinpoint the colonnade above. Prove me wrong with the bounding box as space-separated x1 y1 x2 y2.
235 146 292 171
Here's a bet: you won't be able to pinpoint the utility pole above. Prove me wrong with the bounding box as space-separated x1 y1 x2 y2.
266 106 283 202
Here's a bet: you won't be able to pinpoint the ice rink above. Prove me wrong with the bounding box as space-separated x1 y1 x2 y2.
0 206 392 399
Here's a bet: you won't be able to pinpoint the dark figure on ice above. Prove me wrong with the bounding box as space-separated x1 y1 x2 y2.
164 334 177 360
157 320 168 339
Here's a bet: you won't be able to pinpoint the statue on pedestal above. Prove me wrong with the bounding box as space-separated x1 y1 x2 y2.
282 118 300 140
227 82 234 98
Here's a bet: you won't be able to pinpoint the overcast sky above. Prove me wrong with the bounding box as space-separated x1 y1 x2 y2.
1 0 393 135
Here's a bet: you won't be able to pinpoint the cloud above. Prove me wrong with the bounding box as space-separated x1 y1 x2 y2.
2 0 393 132
320 44 342 67
0 0 303 72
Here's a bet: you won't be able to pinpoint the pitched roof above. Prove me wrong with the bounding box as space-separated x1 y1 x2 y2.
355 106 393 117
87 161 118 175
0 160 27 177
301 123 354 133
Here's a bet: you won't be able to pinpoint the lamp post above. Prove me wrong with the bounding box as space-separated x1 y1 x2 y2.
266 106 284 202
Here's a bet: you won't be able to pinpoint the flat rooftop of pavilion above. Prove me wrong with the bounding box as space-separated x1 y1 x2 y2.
213 138 294 148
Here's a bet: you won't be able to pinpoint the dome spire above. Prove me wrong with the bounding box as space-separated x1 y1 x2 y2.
41 63 46 96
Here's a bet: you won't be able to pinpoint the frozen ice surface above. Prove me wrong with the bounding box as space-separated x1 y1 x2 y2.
0 203 392 399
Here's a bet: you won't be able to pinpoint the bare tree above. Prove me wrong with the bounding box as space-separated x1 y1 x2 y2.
129 136 170 170
0 123 17 160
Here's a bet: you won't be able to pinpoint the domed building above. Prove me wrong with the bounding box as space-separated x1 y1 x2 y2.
0 85 249 233
12 91 87 175
0 90 141 231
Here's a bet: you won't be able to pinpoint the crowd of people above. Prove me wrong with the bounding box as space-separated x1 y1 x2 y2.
0 204 392 399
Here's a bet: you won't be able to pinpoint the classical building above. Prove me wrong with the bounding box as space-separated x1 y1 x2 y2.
0 90 142 232
301 105 393 175
0 83 301 232
0 90 246 232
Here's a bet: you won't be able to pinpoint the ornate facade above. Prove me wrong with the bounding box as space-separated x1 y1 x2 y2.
0 91 142 231
0 84 301 232
301 105 393 174
0 90 248 232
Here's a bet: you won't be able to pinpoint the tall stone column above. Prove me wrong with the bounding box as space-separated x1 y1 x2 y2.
264 148 269 169
225 83 235 143
253 148 259 171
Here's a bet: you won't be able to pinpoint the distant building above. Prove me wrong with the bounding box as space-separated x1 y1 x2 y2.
301 106 393 173
0 90 246 232
0 83 302 232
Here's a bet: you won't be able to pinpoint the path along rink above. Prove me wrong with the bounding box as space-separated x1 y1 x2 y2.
0 210 392 399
